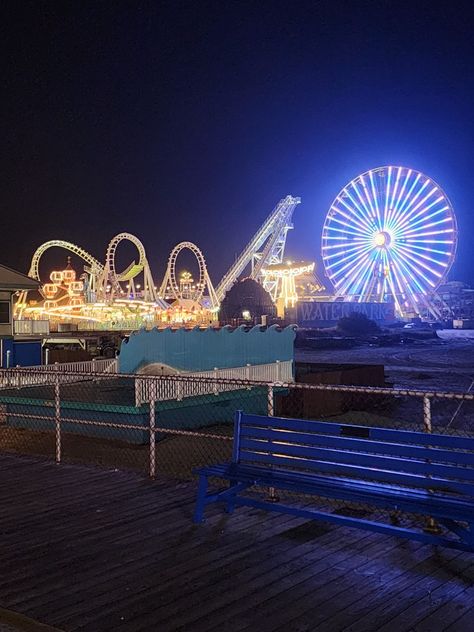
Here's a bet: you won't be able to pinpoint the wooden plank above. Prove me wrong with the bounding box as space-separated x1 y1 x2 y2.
1 453 473 632
337 554 474 632
211 539 434 632
375 555 474 632
104 529 387 632
273 547 470 632
180 533 409 632
11 498 285 616
49 507 319 630
442 605 474 631
413 584 474 631
22 497 312 627
0 489 200 593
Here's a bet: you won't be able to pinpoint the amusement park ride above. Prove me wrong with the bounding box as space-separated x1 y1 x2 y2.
16 196 324 329
321 166 458 319
15 168 459 330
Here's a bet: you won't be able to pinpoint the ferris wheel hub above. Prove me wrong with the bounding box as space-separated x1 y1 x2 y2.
374 231 391 248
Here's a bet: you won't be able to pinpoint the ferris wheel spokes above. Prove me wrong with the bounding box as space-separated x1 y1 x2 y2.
321 166 457 317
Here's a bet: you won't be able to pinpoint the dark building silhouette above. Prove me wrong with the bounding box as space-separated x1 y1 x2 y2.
219 278 276 326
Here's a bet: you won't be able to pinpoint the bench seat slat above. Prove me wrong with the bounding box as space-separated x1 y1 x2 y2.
240 426 474 467
239 450 474 496
193 412 474 551
239 437 474 483
241 414 474 451
195 463 474 521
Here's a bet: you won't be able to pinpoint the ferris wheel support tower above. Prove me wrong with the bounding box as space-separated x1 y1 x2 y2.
215 195 301 302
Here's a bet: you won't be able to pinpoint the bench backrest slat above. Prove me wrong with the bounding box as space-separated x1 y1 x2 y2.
242 450 474 496
234 412 474 498
239 426 474 468
239 414 474 451
239 437 474 484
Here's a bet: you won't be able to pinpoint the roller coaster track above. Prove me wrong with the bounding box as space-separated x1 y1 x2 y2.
160 241 219 310
215 195 301 302
28 240 103 280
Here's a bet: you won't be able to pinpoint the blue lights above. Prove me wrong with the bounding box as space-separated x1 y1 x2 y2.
321 166 458 315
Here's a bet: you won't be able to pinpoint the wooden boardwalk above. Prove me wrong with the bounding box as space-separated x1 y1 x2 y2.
0 454 473 632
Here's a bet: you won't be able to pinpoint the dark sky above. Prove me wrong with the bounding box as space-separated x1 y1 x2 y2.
1 0 473 285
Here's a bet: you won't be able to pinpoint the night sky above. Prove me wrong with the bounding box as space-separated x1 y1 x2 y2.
1 0 474 285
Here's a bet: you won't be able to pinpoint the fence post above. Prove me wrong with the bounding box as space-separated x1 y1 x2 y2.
423 395 432 432
267 383 278 502
54 367 61 464
267 383 274 416
422 395 440 534
149 380 157 479
213 368 219 396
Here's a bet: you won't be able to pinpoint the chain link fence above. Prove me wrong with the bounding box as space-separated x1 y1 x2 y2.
1 366 473 479
1 366 473 542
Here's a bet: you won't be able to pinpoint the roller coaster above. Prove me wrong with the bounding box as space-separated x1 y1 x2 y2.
17 195 308 327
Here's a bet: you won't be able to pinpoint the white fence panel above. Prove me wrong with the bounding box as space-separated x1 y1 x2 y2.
0 358 118 389
135 360 293 406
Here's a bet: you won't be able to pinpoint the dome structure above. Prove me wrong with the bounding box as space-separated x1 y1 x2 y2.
219 278 276 324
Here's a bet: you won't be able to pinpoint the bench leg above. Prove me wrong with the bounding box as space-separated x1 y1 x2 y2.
225 479 237 514
423 516 442 535
194 474 209 524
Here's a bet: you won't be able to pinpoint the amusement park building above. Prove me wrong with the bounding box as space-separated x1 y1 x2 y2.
0 264 39 337
0 263 41 367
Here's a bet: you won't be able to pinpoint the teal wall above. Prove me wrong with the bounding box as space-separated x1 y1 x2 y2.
3 387 272 444
118 324 296 374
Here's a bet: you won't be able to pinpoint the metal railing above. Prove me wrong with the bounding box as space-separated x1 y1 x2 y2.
135 360 293 405
13 320 50 335
0 367 473 481
0 358 117 388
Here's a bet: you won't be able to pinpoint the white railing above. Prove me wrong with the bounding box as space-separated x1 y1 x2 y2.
135 360 293 406
13 320 50 335
0 358 117 389
46 358 117 373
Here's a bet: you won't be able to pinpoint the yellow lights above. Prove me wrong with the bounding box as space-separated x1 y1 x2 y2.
262 262 315 278
262 261 317 316
17 238 221 330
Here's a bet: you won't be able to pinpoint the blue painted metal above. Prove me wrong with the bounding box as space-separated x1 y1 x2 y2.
1 339 42 367
240 425 474 466
193 412 474 551
12 340 42 366
244 414 474 450
232 410 242 463
118 325 296 374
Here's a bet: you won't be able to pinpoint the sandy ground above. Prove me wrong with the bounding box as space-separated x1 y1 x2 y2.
295 338 474 393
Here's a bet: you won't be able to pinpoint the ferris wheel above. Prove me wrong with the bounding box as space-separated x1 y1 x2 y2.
321 166 458 316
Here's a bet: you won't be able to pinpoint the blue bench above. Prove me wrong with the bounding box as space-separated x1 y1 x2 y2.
193 411 474 551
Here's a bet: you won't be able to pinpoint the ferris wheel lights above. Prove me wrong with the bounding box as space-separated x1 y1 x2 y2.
322 166 457 315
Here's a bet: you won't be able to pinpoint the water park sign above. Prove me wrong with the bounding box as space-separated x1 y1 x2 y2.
297 301 395 328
